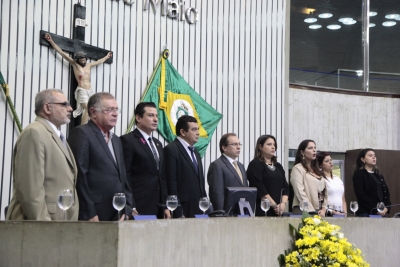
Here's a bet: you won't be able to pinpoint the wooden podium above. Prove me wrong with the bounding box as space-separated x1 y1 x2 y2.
1 218 400 267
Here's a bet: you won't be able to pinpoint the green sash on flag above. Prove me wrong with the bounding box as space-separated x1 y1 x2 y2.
128 51 222 157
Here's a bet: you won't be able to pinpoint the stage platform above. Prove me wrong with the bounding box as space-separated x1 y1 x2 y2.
1 217 399 266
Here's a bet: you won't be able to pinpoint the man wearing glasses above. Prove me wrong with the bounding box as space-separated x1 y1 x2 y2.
207 133 248 211
68 92 134 221
6 89 79 221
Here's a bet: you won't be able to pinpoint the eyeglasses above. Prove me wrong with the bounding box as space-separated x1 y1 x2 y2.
227 143 242 147
48 102 71 108
97 107 122 114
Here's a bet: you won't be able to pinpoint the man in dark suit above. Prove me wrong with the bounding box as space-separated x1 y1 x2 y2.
164 115 207 218
207 133 248 211
120 102 170 219
68 92 133 221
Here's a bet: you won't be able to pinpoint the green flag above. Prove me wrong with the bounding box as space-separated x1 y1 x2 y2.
129 51 222 157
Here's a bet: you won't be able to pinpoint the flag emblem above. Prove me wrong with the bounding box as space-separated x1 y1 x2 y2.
127 50 222 157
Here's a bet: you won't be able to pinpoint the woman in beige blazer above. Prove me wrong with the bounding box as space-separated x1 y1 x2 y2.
290 139 327 216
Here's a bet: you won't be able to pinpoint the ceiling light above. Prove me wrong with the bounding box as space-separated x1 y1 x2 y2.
327 24 341 30
382 21 397 27
338 17 353 23
385 13 400 20
396 16 400 21
304 17 318 23
309 24 322 29
356 70 363 77
369 23 376 27
342 19 357 25
319 13 333 19
369 11 378 17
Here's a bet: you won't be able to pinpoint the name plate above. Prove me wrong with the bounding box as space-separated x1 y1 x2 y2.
290 215 302 218
133 215 157 220
369 215 382 218
194 214 209 219
237 215 250 218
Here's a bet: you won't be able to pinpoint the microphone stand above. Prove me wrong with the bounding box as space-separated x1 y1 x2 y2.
279 188 285 217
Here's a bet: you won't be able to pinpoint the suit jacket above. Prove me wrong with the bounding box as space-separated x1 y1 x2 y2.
290 163 327 212
120 129 168 216
68 120 133 221
207 155 248 211
352 169 391 215
6 116 78 221
164 138 207 218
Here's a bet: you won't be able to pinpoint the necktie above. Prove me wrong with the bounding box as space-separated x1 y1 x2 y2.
60 132 67 149
233 161 244 184
188 146 199 174
148 137 160 170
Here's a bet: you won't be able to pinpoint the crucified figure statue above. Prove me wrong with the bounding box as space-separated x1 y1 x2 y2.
45 33 112 125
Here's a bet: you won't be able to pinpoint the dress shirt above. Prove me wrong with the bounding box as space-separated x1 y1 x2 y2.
101 130 116 163
177 136 197 163
45 119 61 137
222 154 238 168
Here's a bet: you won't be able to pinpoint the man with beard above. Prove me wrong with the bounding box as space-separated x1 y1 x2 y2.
6 89 79 220
45 33 112 125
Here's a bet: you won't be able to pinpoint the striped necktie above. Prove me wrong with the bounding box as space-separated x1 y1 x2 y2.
60 132 67 149
188 146 199 174
148 137 160 170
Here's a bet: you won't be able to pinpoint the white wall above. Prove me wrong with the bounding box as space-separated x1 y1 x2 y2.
0 0 288 220
288 87 400 152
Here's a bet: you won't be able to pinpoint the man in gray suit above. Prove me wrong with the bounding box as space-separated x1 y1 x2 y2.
207 133 248 211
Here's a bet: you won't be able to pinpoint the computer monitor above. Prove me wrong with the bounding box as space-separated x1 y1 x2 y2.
223 187 257 217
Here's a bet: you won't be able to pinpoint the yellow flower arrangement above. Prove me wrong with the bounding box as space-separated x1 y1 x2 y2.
278 213 370 267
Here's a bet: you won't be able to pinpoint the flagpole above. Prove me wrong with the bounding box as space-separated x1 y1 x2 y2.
126 55 163 133
0 72 23 133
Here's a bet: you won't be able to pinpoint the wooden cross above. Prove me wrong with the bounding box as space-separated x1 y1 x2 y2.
39 3 113 130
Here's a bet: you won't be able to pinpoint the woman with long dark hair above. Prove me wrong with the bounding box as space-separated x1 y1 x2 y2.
352 148 391 217
246 135 289 216
290 139 327 216
316 152 347 216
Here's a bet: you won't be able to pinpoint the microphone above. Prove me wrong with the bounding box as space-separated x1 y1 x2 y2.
279 188 285 217
370 203 400 215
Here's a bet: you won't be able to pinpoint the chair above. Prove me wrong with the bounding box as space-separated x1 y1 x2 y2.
393 212 400 218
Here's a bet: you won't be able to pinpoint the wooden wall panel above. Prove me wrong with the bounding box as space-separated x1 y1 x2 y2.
0 0 287 219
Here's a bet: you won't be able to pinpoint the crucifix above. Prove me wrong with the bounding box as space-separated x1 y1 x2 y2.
40 3 113 129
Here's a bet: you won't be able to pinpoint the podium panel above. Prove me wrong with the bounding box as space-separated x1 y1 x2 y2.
1 218 400 267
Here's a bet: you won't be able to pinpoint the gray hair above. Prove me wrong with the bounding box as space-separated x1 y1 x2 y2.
34 89 64 115
87 92 115 117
